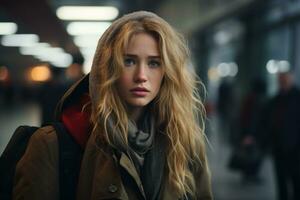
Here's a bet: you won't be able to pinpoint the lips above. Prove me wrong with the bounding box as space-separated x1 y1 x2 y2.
130 87 149 97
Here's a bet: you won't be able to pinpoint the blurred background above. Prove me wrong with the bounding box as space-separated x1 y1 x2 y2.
1 0 300 199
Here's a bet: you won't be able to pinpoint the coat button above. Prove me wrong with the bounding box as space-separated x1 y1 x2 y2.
108 184 118 193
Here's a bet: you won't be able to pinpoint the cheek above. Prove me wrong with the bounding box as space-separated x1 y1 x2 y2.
118 73 132 88
152 72 164 91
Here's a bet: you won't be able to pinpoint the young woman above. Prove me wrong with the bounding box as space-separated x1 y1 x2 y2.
13 11 213 200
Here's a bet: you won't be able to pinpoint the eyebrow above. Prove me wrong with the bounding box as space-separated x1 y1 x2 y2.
124 54 161 59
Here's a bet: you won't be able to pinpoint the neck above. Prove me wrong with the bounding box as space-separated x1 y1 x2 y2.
127 106 146 124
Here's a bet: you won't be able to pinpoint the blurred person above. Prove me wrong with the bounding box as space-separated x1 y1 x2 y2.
217 78 235 143
235 78 267 183
264 71 300 200
12 11 213 200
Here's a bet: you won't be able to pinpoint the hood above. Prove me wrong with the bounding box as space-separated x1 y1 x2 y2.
55 74 91 148
57 11 160 147
55 74 89 118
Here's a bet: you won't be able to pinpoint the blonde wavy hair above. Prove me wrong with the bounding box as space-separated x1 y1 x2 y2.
89 11 208 198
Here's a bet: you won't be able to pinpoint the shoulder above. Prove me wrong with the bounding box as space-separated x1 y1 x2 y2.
13 125 60 200
30 125 57 144
23 125 59 163
15 125 59 174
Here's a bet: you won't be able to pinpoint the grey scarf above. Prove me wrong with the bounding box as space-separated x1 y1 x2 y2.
127 113 155 173
128 114 166 200
108 113 166 200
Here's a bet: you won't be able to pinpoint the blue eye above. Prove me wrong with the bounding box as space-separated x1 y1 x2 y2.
124 57 135 66
149 60 161 68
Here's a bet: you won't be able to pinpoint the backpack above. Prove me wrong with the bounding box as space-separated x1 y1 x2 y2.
0 122 83 200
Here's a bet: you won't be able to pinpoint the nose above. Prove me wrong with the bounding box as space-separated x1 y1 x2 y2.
134 64 147 83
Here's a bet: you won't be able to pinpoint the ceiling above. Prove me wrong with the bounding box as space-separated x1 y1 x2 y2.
0 0 262 75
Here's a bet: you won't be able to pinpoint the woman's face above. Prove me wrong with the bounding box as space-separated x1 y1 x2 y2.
116 32 164 111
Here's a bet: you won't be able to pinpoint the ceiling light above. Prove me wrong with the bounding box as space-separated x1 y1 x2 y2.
19 43 50 55
67 22 111 35
56 6 119 21
1 34 39 47
20 43 72 68
29 65 52 82
0 22 18 35
80 47 97 57
217 63 231 77
266 60 278 74
49 53 73 67
34 49 72 68
74 35 99 47
278 60 290 72
228 62 238 77
83 57 93 74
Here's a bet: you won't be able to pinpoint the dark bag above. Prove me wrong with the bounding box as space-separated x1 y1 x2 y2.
228 143 263 172
0 123 82 200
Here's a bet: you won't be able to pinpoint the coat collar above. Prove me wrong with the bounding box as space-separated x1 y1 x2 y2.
119 153 146 198
77 131 180 200
77 131 147 200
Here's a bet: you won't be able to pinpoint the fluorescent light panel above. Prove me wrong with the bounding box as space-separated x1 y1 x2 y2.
20 43 72 68
266 59 290 74
1 34 39 47
217 62 238 77
50 53 73 67
67 22 111 35
20 43 50 55
56 6 119 20
74 35 99 47
80 47 97 57
0 22 18 35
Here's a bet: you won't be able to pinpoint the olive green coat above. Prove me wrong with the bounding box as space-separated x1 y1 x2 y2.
13 125 213 200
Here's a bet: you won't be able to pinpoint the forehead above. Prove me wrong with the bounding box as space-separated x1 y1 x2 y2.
125 32 160 55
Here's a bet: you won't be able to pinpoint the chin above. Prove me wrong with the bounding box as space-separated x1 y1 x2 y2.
129 100 151 107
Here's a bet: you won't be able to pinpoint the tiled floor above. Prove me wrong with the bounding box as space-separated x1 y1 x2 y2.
0 102 276 200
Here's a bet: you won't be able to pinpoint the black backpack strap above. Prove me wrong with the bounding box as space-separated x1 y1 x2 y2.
51 122 83 200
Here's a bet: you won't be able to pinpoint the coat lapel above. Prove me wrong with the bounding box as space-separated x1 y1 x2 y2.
119 152 146 198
